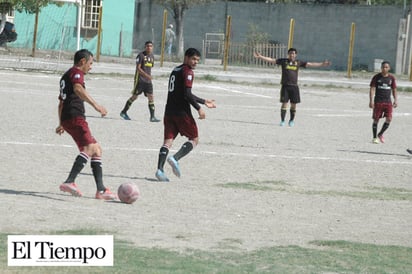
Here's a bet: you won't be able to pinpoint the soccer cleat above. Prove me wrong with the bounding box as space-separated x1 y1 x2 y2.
378 134 385 143
288 120 295 127
155 169 169 182
167 156 181 178
407 149 412 155
59 182 82 197
95 188 118 200
120 112 131 120
279 121 285 127
150 117 161 122
372 138 380 144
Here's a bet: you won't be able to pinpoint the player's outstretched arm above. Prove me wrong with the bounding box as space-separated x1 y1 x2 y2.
306 60 331 68
253 52 277 63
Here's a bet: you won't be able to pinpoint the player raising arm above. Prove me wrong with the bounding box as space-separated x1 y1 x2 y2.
254 49 330 127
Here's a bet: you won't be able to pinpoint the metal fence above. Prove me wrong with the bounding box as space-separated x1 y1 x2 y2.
203 40 287 67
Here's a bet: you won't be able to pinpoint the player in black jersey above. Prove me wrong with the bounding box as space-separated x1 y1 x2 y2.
254 48 330 127
155 48 216 182
120 41 160 122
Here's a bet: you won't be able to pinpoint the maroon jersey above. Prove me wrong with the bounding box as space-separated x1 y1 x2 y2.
59 67 86 121
276 58 307 86
370 73 396 103
165 64 204 116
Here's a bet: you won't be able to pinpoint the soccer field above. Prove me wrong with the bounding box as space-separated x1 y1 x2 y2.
0 62 411 269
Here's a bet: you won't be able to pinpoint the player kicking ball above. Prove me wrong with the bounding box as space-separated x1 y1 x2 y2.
56 49 117 200
155 48 216 182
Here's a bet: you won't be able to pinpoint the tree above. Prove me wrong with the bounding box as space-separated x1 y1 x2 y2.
153 0 213 57
0 0 57 55
1 0 51 13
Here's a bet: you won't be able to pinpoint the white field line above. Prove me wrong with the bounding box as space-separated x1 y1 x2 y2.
2 141 411 166
201 84 272 98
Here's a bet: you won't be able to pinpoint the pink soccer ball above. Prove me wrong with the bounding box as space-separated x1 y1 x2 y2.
117 183 140 204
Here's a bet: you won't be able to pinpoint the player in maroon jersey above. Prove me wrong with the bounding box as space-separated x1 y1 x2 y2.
56 49 117 200
369 61 398 144
254 48 330 127
155 48 216 182
120 41 160 122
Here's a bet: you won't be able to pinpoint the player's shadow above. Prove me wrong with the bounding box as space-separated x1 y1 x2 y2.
0 188 66 201
214 118 273 126
80 172 159 182
338 149 410 158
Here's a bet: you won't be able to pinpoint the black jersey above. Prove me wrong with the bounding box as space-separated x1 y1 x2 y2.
165 64 204 116
370 73 397 103
59 67 85 121
276 58 307 86
136 50 154 83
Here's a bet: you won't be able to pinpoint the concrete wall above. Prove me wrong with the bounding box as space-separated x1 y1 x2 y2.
11 0 135 57
139 2 404 71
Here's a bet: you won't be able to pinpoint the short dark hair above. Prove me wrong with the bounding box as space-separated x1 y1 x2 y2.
145 41 153 46
288 48 297 54
185 48 201 58
74 49 93 65
381 61 390 67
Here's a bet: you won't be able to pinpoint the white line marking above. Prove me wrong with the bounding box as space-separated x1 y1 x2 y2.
2 141 411 165
202 84 272 98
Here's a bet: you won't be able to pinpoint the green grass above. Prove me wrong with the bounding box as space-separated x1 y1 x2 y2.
1 232 411 273
217 180 412 201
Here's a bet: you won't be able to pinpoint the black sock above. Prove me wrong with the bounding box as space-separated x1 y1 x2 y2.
65 152 88 183
121 98 133 113
372 123 378 138
290 108 296 121
149 101 155 118
91 157 105 192
281 108 287 121
174 141 194 161
378 122 390 136
157 146 169 171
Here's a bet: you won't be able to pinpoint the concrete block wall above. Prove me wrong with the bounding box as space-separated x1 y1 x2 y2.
139 1 404 71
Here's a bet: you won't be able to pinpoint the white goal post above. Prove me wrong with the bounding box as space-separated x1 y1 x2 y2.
52 0 82 50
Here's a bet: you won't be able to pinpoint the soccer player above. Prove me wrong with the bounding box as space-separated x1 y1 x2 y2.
369 61 398 144
155 48 216 182
56 49 117 200
254 48 330 127
120 41 160 122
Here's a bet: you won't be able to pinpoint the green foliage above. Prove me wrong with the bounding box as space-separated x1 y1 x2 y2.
0 0 55 14
245 23 269 45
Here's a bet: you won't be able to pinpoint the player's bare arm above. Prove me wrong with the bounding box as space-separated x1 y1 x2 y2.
73 83 107 116
253 52 277 63
198 108 206 119
393 88 398 108
306 60 331 68
55 100 65 135
369 87 375 108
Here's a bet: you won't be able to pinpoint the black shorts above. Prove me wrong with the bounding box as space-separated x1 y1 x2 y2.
132 80 153 96
280 85 300 104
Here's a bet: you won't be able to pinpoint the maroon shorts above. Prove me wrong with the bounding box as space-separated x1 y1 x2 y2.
61 117 97 151
372 102 393 120
164 115 198 140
